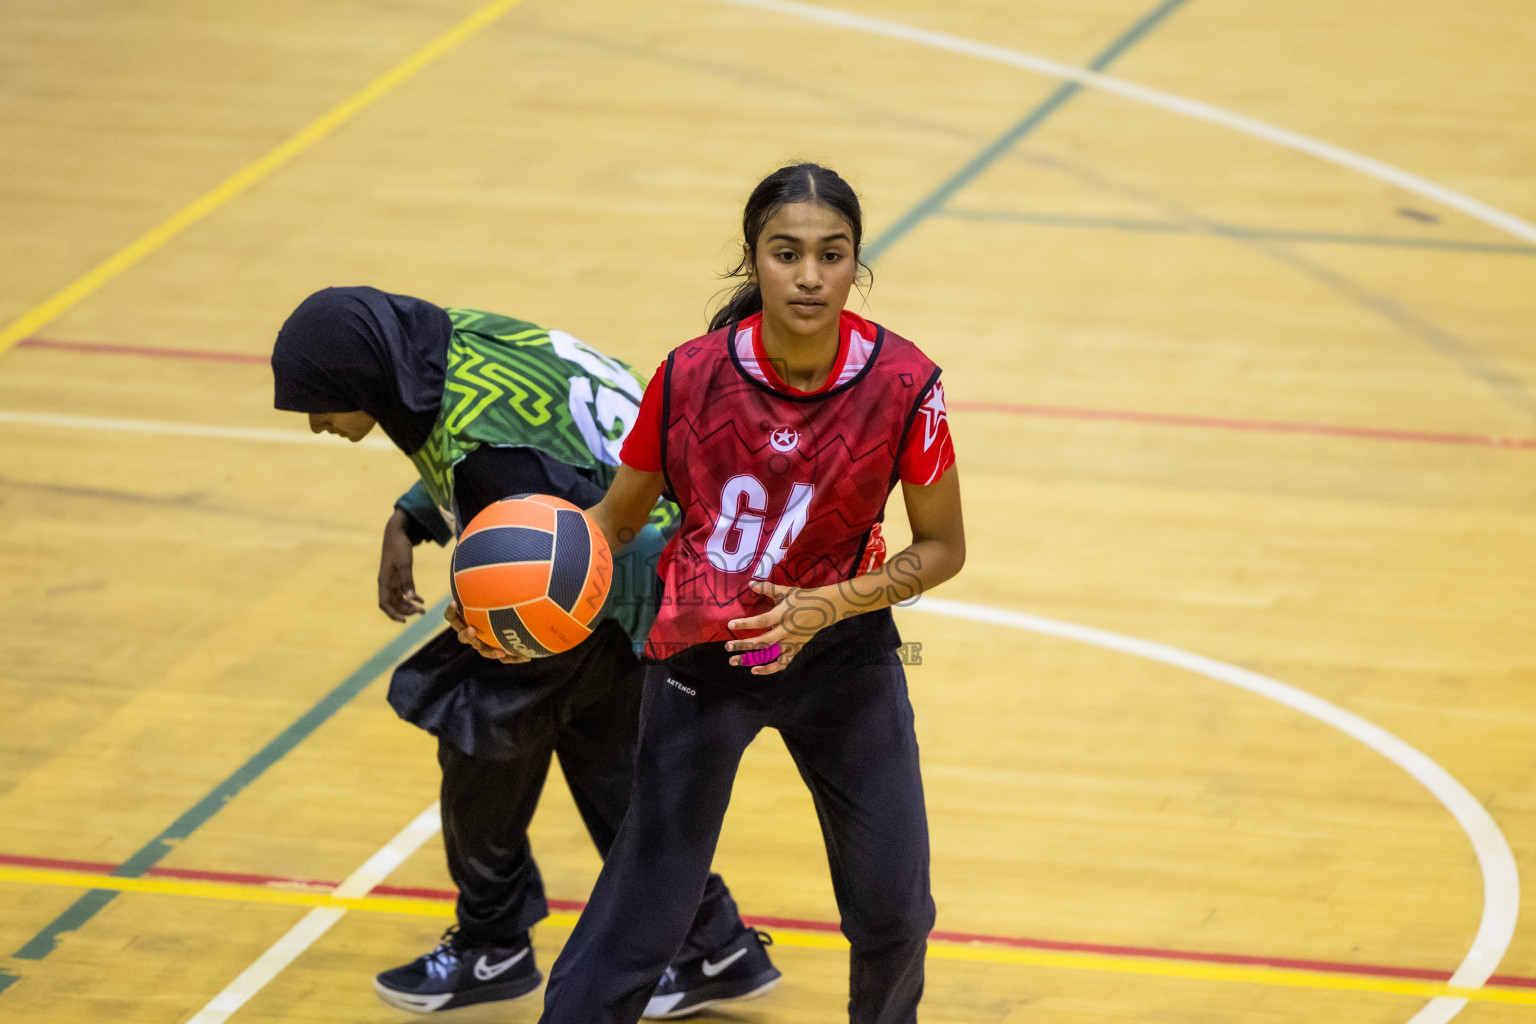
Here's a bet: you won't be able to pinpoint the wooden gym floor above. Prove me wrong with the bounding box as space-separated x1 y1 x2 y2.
1 0 1534 1021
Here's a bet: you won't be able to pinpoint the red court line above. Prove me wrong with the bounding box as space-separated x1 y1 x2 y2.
0 853 122 875
21 335 1536 451
17 337 269 365
954 400 1536 450
4 852 1531 988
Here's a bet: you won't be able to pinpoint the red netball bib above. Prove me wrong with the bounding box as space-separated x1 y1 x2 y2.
646 318 941 658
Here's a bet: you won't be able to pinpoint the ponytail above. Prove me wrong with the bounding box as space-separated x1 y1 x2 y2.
707 163 868 332
708 280 763 332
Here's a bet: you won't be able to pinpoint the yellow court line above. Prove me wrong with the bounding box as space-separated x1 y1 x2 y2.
0 0 527 356
0 866 453 918
920 944 1536 1006
5 865 1534 1006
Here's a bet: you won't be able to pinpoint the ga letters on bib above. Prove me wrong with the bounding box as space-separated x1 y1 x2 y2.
622 311 954 658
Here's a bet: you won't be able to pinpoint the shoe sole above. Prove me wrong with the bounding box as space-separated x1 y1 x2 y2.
373 972 543 1014
642 973 781 1020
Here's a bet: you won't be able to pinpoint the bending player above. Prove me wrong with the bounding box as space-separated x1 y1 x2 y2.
536 163 965 1024
270 289 778 1017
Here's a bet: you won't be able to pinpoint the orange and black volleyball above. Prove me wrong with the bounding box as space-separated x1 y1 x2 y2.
450 494 613 657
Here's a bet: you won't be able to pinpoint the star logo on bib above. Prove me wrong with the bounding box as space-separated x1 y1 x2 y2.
769 426 799 453
918 381 948 451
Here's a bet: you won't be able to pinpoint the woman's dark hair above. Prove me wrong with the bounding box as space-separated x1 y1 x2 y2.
708 163 870 331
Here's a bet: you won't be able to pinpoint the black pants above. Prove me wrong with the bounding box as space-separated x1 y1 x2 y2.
399 620 743 959
539 613 935 1024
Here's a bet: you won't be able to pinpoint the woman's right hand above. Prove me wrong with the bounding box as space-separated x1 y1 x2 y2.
445 602 530 664
378 510 427 622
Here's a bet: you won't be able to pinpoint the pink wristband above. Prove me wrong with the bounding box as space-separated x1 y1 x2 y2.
740 642 782 667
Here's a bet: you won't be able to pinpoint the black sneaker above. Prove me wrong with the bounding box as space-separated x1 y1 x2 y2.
373 926 542 1013
643 928 781 1019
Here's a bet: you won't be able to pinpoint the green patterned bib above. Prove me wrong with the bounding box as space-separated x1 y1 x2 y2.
410 308 667 527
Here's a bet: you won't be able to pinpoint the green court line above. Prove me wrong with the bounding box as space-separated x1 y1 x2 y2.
863 0 1192 263
0 599 448 993
940 208 1536 255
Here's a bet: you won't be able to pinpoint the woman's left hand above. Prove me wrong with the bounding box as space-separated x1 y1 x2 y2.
445 602 529 664
726 580 842 675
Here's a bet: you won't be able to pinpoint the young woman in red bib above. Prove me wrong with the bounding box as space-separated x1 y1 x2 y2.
536 163 965 1024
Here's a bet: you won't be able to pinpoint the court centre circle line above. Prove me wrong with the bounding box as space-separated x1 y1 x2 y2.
905 596 1519 1024
4 401 1514 1014
718 0 1536 247
19 604 1513 1017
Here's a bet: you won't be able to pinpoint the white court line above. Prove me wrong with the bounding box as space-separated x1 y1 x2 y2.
184 803 441 1024
908 597 1518 1024
176 601 1516 1023
0 410 396 450
719 0 1536 247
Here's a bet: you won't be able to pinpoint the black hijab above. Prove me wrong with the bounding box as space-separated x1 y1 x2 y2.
271 286 451 455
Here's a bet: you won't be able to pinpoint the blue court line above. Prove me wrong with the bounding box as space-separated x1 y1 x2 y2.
863 0 1193 264
939 208 1536 255
0 598 449 995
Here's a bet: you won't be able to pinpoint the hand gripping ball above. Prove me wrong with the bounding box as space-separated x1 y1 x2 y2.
450 494 613 657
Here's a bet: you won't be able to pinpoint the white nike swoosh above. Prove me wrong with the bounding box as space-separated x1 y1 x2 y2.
700 947 748 978
473 948 529 981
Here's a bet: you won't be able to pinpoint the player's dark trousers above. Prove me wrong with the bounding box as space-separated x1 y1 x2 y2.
419 622 741 959
539 614 935 1024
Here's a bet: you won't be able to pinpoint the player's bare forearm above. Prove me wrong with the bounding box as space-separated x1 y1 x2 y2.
724 469 964 673
832 538 962 613
818 466 966 621
378 508 426 622
587 464 666 555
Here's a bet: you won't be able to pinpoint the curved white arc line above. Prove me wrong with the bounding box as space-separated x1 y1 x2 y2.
720 0 1536 246
905 597 1519 1003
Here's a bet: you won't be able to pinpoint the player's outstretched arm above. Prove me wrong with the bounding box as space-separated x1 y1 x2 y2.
727 467 966 674
587 464 666 556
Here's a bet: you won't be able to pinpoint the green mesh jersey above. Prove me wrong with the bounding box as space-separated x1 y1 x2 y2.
400 309 675 648
410 308 675 533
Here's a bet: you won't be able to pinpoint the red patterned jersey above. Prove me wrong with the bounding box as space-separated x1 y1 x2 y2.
624 313 954 485
628 312 946 657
